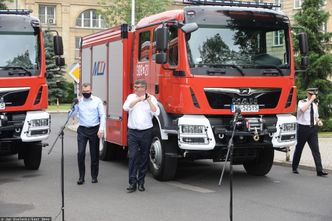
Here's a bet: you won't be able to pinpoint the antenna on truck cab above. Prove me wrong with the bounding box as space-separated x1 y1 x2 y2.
182 0 280 9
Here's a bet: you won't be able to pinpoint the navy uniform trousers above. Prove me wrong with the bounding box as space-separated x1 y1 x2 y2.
77 125 100 179
292 124 323 172
127 128 153 185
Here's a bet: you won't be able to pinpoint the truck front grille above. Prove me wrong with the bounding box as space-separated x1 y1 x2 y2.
204 88 281 109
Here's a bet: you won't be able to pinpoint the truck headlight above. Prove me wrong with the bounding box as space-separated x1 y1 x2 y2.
181 125 205 134
281 123 296 132
30 119 49 127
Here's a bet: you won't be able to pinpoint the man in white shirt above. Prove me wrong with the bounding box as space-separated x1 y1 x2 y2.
292 88 328 176
123 79 160 192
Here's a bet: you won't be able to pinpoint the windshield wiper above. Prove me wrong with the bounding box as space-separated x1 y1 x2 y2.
242 64 284 76
197 63 245 76
0 66 32 76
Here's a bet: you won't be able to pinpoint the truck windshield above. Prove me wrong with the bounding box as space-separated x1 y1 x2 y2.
0 32 40 77
185 10 291 76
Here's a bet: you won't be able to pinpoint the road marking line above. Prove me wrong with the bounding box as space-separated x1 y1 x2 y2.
168 181 215 193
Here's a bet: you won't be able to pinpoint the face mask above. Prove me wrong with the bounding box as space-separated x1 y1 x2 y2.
82 92 91 99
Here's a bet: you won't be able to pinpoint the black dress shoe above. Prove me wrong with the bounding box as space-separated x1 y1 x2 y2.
126 184 136 193
317 171 328 176
292 169 299 174
92 178 98 183
138 184 145 192
77 178 85 185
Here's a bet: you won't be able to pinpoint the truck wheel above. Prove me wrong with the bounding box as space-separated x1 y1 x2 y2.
149 131 178 181
243 146 274 176
24 142 42 170
99 139 117 161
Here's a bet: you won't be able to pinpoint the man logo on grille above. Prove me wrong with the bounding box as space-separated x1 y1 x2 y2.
239 88 251 95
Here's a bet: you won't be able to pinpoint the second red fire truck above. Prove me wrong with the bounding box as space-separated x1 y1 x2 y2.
80 0 308 180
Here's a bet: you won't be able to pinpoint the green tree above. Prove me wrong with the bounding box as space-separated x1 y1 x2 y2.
44 32 68 104
293 0 332 130
98 0 171 26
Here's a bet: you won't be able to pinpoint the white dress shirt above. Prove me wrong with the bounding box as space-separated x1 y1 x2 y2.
123 94 160 130
297 99 319 126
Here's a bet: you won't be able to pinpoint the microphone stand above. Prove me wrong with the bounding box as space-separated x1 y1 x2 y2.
219 110 241 221
48 105 76 221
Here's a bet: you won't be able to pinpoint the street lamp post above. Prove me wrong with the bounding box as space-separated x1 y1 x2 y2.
131 0 135 28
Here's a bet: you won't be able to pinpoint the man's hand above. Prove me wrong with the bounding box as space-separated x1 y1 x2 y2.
317 119 323 127
97 130 104 139
310 94 317 102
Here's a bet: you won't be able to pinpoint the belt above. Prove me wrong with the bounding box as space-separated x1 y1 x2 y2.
80 125 99 129
129 127 152 132
298 124 315 128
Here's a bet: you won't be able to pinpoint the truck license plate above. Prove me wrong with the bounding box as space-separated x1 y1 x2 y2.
0 101 5 110
231 104 259 113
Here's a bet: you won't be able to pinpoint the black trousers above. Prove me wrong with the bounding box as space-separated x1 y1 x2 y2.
292 124 323 172
77 125 100 179
127 128 153 185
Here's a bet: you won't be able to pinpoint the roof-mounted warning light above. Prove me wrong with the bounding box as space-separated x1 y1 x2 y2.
183 0 280 9
0 9 32 15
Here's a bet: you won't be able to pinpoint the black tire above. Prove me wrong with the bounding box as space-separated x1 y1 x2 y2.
243 146 274 176
99 138 117 161
149 129 178 181
24 142 42 170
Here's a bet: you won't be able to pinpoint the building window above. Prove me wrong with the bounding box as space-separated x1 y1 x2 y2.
294 0 303 9
75 37 81 49
75 37 81 58
76 9 105 28
39 5 56 25
273 30 284 46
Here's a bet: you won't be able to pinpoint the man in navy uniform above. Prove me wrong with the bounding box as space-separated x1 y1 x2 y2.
292 88 328 176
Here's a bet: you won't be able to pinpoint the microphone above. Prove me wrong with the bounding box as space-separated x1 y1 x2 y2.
68 98 79 116
71 98 79 110
233 106 241 123
234 106 241 114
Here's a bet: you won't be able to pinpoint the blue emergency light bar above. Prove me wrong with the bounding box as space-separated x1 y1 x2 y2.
183 0 280 9
0 9 32 15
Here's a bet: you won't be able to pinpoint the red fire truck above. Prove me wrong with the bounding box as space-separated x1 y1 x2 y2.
80 0 308 180
0 10 64 169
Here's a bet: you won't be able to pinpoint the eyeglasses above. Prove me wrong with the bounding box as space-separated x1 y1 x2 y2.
134 85 144 89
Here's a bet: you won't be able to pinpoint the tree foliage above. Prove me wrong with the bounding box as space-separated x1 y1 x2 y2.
98 0 172 27
293 0 332 130
0 0 8 9
44 32 69 104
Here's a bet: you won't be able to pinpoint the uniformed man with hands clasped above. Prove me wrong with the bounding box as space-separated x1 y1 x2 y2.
292 88 328 176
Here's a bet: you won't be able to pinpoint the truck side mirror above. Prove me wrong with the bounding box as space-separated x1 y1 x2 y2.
298 32 309 68
54 35 64 56
298 32 308 56
55 56 65 67
156 26 168 51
